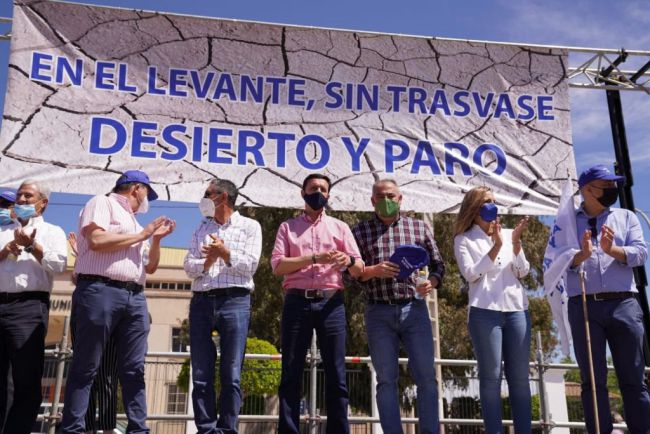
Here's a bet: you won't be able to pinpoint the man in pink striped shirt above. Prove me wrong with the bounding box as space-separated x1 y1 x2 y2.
61 170 175 434
271 173 364 434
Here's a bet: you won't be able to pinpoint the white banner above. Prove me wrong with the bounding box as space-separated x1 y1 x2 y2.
0 0 575 213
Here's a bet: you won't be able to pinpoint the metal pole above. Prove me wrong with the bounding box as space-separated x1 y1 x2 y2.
48 315 70 434
605 87 650 366
309 330 319 434
535 331 550 434
579 269 600 434
185 345 195 434
370 362 382 434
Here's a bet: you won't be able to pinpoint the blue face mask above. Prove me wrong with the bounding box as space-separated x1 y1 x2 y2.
14 204 36 221
303 191 328 211
479 203 498 222
0 209 12 225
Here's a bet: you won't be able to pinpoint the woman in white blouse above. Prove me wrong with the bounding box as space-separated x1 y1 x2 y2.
453 186 531 434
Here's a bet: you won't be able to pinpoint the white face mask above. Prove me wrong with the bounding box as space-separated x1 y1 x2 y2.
199 197 215 217
136 195 149 214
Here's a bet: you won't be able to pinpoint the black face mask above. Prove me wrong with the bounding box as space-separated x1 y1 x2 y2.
596 187 618 208
304 191 328 211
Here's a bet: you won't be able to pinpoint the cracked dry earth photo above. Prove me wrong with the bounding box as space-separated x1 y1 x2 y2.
0 0 575 214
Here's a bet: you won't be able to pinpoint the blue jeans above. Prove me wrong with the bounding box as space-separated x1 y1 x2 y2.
189 292 250 434
568 296 650 434
0 295 48 434
278 293 349 434
467 307 531 434
61 280 150 434
365 299 439 434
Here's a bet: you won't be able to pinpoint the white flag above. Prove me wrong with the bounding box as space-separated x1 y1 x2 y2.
543 179 580 355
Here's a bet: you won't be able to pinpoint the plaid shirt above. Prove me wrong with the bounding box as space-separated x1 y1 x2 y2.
351 214 445 302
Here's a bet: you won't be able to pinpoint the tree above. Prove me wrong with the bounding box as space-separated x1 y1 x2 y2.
177 337 281 397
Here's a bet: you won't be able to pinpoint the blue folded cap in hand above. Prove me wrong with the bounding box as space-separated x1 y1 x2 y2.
389 244 430 280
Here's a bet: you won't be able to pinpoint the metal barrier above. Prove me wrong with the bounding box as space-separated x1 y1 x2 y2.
36 319 642 433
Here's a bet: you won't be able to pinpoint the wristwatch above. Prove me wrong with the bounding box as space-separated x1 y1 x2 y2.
346 255 355 269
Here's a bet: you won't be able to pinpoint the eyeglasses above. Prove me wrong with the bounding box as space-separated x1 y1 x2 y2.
203 190 221 198
588 217 597 239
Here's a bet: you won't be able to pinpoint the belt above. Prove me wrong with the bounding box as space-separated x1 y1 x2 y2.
194 287 250 297
77 274 144 293
285 288 342 300
367 297 415 305
571 291 636 302
0 291 49 304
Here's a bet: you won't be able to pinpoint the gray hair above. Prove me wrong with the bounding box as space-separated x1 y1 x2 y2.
372 178 400 195
209 179 238 208
20 179 51 200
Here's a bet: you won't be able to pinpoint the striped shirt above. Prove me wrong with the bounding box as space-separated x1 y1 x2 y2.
0 216 67 293
74 194 149 285
184 212 262 291
271 212 362 290
351 214 445 302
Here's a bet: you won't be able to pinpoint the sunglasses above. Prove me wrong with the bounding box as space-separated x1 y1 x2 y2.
588 217 597 239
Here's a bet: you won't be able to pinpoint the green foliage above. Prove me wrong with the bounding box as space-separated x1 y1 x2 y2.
232 207 558 396
177 337 281 397
432 214 557 385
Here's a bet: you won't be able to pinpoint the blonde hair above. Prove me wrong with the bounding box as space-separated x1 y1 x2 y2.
453 186 492 236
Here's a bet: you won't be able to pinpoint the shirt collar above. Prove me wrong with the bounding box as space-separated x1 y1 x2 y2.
373 213 402 226
302 210 326 224
23 215 44 227
576 202 610 218
208 210 240 227
109 193 134 214
469 224 490 238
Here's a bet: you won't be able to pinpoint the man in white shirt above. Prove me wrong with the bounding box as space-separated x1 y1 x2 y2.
184 179 262 434
0 180 67 434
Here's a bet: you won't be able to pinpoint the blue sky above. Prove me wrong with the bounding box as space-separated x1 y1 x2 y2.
0 0 649 250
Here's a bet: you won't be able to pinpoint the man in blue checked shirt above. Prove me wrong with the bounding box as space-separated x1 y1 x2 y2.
184 178 262 434
567 164 650 434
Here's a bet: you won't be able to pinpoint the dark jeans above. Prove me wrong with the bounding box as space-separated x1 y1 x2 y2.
278 293 349 434
0 296 49 434
61 280 150 434
189 292 250 434
70 315 119 432
568 296 650 434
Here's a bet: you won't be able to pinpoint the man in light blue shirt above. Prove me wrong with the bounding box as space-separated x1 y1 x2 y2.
568 164 650 434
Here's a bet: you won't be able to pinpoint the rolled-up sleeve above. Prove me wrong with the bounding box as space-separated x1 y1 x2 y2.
184 227 206 279
227 220 262 277
41 226 67 274
622 212 648 267
340 224 362 260
511 248 530 278
453 235 495 283
423 223 445 284
79 195 110 233
271 222 289 272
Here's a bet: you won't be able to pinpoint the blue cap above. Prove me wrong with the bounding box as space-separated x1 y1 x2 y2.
0 190 16 203
114 170 159 201
578 165 625 188
389 244 430 280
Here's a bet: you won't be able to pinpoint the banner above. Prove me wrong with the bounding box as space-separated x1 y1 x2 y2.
0 0 575 212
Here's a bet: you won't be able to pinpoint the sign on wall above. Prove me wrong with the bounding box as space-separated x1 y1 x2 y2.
0 0 575 213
